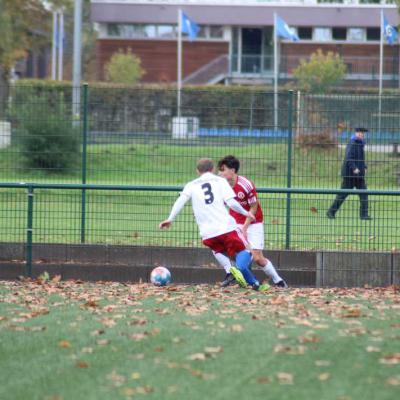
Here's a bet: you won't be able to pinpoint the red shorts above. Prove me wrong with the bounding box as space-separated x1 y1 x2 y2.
202 230 247 258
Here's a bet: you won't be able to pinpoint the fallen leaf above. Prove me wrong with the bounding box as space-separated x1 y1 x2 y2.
188 353 207 361
135 386 154 394
379 353 400 365
58 340 71 349
276 372 293 385
76 361 89 369
230 324 244 332
366 346 381 353
97 339 110 346
204 346 223 354
386 376 400 385
257 376 271 384
318 373 330 381
315 360 332 367
341 309 362 318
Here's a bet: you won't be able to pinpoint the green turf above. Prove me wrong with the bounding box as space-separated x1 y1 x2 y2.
0 281 399 400
1 142 399 187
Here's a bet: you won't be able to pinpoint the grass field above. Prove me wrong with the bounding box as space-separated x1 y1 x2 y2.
1 142 399 188
1 280 399 400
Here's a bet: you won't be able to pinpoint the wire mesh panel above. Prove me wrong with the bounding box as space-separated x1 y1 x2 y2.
1 84 400 190
0 189 26 242
296 93 400 189
2 84 82 183
260 192 399 252
0 185 398 253
85 87 291 186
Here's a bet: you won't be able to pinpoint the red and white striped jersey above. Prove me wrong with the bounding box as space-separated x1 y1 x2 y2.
230 175 263 224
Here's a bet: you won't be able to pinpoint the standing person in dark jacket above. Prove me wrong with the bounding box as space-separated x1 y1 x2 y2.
327 127 372 220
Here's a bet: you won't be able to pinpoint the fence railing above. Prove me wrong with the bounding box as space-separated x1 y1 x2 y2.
230 55 400 82
1 182 399 276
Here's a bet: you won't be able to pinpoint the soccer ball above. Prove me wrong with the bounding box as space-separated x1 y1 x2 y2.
150 266 171 286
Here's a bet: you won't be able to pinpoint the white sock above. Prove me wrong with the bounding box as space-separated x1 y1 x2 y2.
262 260 282 284
213 252 232 274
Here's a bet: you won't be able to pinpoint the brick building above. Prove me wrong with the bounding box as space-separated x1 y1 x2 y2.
90 0 400 86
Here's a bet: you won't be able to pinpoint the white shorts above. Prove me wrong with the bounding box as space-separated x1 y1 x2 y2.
237 223 264 250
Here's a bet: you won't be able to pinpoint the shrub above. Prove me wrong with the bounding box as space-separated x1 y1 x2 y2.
104 49 145 85
296 130 337 152
16 93 81 173
293 49 347 93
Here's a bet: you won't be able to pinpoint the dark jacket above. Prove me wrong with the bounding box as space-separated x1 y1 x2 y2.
341 135 367 178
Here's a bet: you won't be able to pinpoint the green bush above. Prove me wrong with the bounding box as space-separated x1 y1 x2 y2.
293 49 347 93
105 49 145 85
16 93 81 173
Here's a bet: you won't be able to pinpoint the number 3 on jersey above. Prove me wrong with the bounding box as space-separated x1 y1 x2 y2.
201 183 214 204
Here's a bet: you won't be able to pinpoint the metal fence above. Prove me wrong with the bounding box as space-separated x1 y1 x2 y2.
0 84 399 255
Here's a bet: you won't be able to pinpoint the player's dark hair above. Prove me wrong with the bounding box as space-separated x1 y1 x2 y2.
217 155 240 173
197 158 214 173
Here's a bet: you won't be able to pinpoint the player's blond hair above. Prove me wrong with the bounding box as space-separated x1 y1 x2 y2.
196 158 214 173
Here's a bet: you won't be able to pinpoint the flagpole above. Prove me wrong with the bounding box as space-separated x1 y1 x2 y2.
177 9 182 118
51 11 57 80
273 13 278 132
378 9 383 135
58 10 64 81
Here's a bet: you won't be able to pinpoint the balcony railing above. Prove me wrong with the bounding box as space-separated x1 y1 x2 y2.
230 54 400 81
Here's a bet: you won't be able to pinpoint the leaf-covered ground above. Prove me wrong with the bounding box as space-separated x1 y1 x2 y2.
0 279 399 400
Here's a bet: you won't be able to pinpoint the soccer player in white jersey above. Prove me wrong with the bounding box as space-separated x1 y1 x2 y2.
217 155 288 288
159 158 269 291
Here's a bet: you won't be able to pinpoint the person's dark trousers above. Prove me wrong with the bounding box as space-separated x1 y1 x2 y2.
328 177 368 217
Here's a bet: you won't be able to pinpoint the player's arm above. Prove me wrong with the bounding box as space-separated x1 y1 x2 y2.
159 193 190 229
226 198 255 221
242 202 258 232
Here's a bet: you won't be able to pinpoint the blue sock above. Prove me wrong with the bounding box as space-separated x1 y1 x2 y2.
235 250 258 285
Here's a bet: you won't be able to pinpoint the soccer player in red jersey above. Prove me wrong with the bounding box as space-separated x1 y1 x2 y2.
217 155 288 288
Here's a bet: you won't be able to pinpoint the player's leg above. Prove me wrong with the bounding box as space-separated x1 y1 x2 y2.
203 237 242 286
226 230 264 290
246 224 287 288
212 251 236 287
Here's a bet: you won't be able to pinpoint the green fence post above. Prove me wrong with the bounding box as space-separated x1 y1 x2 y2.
81 83 88 243
285 90 294 250
26 186 34 277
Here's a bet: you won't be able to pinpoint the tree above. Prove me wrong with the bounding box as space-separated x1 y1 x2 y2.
293 49 347 93
0 0 48 113
104 49 145 85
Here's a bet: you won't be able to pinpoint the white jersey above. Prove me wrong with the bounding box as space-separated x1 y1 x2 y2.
181 172 237 239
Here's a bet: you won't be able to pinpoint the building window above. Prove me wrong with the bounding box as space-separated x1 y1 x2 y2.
197 26 207 38
106 23 224 40
313 27 331 41
210 26 224 38
366 27 380 41
332 27 347 41
107 24 121 37
348 28 365 41
297 27 312 40
157 25 175 38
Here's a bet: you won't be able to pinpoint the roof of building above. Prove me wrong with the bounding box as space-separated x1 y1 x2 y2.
91 0 399 27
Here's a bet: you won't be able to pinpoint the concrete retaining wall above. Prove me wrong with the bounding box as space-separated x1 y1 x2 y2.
0 242 397 287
